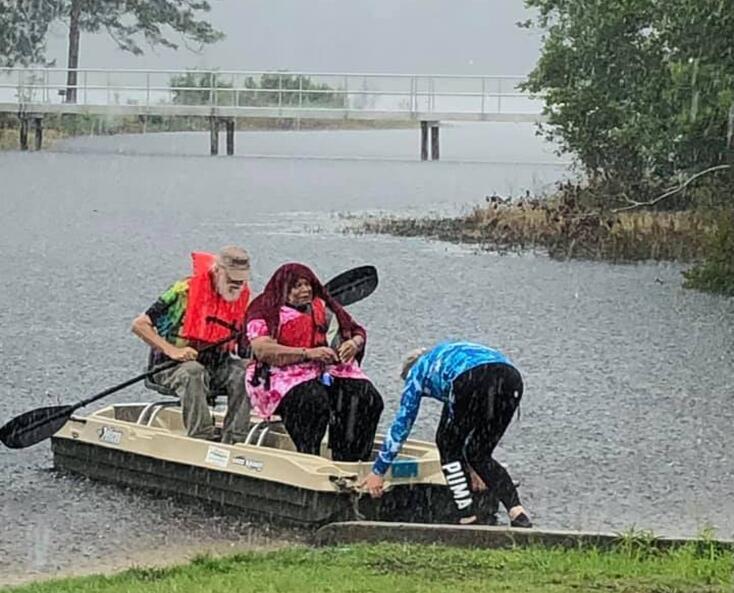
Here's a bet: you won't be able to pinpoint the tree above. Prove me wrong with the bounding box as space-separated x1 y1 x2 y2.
59 0 224 102
240 73 347 108
523 0 734 293
0 1 60 67
170 71 234 106
522 0 733 201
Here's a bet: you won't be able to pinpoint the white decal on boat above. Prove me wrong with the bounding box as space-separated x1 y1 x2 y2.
205 446 230 468
232 456 264 472
97 426 123 445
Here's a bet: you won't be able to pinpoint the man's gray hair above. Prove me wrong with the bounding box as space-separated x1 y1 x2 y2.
401 347 428 380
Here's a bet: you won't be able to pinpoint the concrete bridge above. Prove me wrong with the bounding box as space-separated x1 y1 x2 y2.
0 67 546 158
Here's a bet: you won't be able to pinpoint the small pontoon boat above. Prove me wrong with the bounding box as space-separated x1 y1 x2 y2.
51 400 499 526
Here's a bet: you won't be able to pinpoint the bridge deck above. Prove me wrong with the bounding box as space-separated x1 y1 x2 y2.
0 67 545 123
2 102 544 123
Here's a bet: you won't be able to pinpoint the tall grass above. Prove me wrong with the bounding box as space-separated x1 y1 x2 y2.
355 200 720 263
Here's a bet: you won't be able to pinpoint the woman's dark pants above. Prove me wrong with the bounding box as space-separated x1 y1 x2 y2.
276 377 383 461
436 363 523 520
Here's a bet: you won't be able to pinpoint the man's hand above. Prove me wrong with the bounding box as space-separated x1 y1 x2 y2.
469 467 488 492
360 473 385 498
337 339 359 364
306 347 339 364
166 346 199 362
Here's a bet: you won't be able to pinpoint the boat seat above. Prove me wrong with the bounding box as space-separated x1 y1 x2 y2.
144 350 223 406
244 417 284 447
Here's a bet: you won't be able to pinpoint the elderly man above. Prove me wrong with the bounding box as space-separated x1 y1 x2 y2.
132 246 252 444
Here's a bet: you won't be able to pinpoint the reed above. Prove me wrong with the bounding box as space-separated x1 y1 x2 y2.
354 199 720 263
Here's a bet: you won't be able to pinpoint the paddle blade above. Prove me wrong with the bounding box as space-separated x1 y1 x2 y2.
325 265 378 307
0 405 74 449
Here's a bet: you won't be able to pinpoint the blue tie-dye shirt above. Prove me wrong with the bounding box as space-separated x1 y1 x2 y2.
372 341 515 476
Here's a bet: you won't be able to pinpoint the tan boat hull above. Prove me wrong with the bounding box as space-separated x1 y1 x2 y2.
52 402 499 526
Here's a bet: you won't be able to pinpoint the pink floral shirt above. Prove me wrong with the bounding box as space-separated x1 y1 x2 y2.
245 306 368 418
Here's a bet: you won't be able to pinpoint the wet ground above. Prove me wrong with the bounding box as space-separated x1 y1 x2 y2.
1 126 732 583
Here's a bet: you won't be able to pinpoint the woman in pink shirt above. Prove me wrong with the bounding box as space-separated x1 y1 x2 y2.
245 263 383 461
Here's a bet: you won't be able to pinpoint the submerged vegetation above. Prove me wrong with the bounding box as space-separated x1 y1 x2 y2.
4 541 732 593
352 177 733 295
353 196 719 263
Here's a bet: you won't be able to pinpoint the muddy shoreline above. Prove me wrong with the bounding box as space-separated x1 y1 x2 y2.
2 535 304 587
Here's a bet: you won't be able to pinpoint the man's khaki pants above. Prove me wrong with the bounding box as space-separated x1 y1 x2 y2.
154 357 250 444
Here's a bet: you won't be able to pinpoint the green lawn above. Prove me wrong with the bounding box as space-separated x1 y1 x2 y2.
5 542 732 593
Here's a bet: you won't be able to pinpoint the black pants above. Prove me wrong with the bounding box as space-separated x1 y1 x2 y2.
436 363 523 518
276 377 383 461
329 378 384 461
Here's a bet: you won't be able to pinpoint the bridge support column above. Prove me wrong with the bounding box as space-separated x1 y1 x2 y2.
225 119 235 155
209 116 220 156
420 121 429 161
420 121 440 161
19 117 29 151
431 123 440 161
34 117 43 151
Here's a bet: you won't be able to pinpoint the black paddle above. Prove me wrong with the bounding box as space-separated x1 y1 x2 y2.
324 264 378 307
0 264 378 449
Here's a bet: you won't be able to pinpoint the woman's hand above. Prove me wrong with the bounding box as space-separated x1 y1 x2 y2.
360 473 385 498
469 467 488 492
305 346 339 364
337 338 359 364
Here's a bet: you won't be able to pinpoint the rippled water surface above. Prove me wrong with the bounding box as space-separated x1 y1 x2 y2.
1 125 732 582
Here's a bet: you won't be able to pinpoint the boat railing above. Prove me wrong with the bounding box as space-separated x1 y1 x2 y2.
136 401 285 447
137 400 180 426
244 418 284 447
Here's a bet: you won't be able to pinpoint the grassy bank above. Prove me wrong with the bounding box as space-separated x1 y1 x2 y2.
0 114 416 151
0 127 67 150
3 541 731 593
353 199 721 263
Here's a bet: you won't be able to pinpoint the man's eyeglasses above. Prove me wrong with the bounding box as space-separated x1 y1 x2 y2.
224 271 247 287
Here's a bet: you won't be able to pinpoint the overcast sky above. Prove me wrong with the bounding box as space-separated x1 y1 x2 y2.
43 1 542 75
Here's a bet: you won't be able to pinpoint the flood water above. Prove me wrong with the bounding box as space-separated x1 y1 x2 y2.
0 123 732 583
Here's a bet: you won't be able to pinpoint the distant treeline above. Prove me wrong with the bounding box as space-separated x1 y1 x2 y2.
169 72 347 109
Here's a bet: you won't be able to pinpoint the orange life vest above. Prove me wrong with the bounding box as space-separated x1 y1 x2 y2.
277 298 328 348
181 252 250 348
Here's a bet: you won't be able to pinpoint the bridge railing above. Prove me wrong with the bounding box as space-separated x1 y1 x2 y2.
0 68 543 116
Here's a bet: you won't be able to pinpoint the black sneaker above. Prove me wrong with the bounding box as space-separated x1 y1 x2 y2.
510 512 533 528
204 427 223 442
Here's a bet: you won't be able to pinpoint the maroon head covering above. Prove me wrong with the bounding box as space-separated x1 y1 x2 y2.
246 263 367 355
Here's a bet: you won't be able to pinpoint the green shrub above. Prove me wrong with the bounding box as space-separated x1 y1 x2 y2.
684 210 734 296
